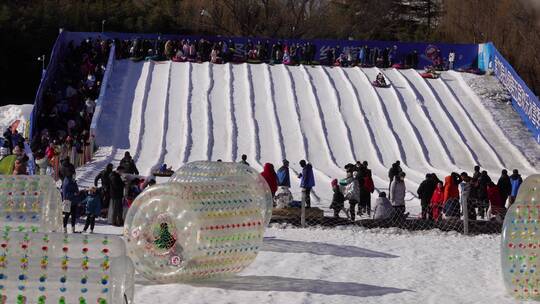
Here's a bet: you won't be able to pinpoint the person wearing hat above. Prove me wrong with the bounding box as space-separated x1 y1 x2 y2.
83 187 102 233
329 179 345 218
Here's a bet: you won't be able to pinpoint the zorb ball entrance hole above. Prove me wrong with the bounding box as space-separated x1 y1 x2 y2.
124 161 272 283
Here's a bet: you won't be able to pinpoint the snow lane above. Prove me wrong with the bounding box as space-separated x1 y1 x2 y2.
134 61 170 175
263 64 286 161
362 67 431 180
326 67 388 189
243 64 263 171
287 65 341 176
351 68 420 192
442 71 534 172
248 64 282 165
399 69 477 170
181 63 194 164
382 68 454 174
163 62 189 170
129 61 153 162
279 65 332 202
186 62 211 163
230 64 261 171
209 63 232 161
425 77 503 171
153 61 173 171
270 64 309 200
226 64 238 162
305 66 355 167
346 68 399 167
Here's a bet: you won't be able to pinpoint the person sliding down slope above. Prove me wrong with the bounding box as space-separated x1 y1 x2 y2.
373 72 388 87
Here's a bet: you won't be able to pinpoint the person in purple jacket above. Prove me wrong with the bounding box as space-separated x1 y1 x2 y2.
298 160 315 208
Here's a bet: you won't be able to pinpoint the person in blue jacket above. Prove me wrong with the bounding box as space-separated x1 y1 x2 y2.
62 176 80 233
83 187 102 233
509 169 523 206
276 159 290 187
298 160 315 208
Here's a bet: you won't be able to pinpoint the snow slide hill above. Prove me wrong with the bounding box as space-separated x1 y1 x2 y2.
79 61 538 213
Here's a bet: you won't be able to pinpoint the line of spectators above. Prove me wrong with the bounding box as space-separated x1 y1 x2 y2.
114 37 426 68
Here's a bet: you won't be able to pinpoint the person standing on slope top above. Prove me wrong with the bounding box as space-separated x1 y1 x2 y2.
497 169 511 207
509 169 523 206
239 154 250 166
298 160 315 208
276 159 290 187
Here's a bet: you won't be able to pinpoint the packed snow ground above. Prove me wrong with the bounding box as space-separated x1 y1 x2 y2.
80 61 538 217
84 223 519 304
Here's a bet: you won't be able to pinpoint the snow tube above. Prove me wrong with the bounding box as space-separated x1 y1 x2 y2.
372 81 390 88
392 63 407 69
420 72 439 79
152 170 174 177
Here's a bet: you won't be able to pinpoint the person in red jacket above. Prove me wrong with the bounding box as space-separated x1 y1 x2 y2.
431 181 444 220
487 182 506 218
261 163 278 197
443 173 460 203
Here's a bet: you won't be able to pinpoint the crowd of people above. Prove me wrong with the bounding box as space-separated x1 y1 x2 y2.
30 37 113 179
253 152 524 224
60 151 153 234
114 37 425 68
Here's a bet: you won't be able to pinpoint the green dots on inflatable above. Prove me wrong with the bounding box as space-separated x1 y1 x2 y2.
502 175 540 300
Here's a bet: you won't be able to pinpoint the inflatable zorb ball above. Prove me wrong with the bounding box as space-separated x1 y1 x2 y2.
0 176 62 232
124 161 272 283
502 174 540 300
0 230 134 304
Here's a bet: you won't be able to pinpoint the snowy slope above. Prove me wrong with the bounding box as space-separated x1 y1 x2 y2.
82 61 538 215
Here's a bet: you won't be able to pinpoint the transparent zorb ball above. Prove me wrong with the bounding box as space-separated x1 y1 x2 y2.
124 161 272 283
0 230 134 304
0 176 62 232
501 174 540 300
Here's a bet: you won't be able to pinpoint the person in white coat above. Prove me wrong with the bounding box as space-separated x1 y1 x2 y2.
373 192 395 220
390 172 406 214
